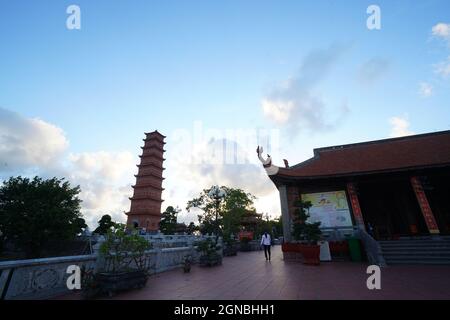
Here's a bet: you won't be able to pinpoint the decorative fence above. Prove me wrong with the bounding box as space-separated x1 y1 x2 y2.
0 237 216 300
0 255 97 300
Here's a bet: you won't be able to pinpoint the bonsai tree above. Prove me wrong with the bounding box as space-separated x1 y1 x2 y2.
90 224 152 297
239 236 252 251
93 214 116 235
292 200 322 245
196 238 222 266
99 224 151 273
222 234 238 256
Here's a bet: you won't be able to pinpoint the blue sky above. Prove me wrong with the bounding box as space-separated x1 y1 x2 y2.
1 0 450 228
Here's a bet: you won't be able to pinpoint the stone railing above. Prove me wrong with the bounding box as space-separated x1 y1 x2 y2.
141 234 216 249
0 255 97 300
356 228 386 267
0 244 208 300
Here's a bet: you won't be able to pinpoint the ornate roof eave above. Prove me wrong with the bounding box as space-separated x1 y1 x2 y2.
141 146 166 152
136 163 165 170
145 130 166 138
142 139 166 145
129 196 164 202
125 211 162 217
132 184 165 191
272 163 450 184
256 146 280 176
134 173 165 180
139 154 166 161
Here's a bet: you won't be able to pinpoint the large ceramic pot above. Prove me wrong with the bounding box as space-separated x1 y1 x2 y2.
223 245 238 256
95 269 148 297
282 243 320 265
299 244 321 265
199 253 223 267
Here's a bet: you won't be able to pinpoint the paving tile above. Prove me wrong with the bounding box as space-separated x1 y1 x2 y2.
56 246 450 300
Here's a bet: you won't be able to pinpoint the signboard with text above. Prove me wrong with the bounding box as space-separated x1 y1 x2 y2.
301 191 353 228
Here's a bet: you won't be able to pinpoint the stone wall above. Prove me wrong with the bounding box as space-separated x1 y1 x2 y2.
0 255 97 300
0 243 207 300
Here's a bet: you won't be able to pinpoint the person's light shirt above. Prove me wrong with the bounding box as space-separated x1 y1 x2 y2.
261 234 271 246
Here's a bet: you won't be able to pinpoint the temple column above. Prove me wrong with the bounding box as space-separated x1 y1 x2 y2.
410 176 440 234
278 185 292 243
346 182 366 230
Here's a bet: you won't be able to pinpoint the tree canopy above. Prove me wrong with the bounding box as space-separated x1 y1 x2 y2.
93 214 116 235
0 176 86 258
159 206 180 235
186 186 256 238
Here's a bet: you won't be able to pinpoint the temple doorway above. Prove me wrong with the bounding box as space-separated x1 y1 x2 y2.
358 178 428 239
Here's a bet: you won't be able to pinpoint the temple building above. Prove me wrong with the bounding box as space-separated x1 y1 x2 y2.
258 130 450 243
126 131 166 232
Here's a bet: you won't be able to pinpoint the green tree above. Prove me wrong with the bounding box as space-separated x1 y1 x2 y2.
0 176 86 258
223 188 256 239
93 214 116 235
186 186 256 238
186 222 198 235
160 206 179 235
292 200 322 244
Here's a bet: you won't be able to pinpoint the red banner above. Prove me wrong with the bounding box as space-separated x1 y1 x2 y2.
346 182 365 229
410 176 439 234
238 231 254 240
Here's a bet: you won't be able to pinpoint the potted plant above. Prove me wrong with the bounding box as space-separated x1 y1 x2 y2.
285 200 322 265
197 238 222 267
223 236 238 256
183 255 192 273
239 237 252 252
95 224 151 297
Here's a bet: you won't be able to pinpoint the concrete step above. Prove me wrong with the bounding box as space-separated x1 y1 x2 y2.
385 259 450 265
383 251 450 257
382 246 450 252
379 239 450 265
379 240 450 244
379 243 450 248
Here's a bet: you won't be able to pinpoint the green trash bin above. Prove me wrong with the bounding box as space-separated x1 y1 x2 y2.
347 237 362 262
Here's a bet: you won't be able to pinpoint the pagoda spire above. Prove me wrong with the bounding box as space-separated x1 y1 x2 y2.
126 131 166 232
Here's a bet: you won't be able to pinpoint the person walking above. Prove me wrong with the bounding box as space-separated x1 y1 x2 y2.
261 231 272 261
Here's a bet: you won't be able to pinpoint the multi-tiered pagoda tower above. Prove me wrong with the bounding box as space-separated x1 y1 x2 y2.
126 131 165 232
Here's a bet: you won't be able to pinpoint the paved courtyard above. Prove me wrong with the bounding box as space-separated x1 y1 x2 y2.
60 245 450 300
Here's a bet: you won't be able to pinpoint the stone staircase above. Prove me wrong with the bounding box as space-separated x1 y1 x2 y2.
379 236 450 265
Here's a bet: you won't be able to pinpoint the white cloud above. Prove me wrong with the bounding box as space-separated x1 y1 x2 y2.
0 107 138 229
432 23 450 40
418 82 433 97
0 108 281 229
261 44 349 134
261 98 294 124
389 116 414 138
165 137 280 224
0 107 69 173
434 56 450 78
66 151 136 228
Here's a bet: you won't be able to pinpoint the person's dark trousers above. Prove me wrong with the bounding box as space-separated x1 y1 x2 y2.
263 245 271 260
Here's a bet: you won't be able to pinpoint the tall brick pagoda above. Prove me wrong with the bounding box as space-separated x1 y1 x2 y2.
126 130 165 232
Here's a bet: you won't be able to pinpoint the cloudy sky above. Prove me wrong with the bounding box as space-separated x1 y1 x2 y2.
1 0 450 228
